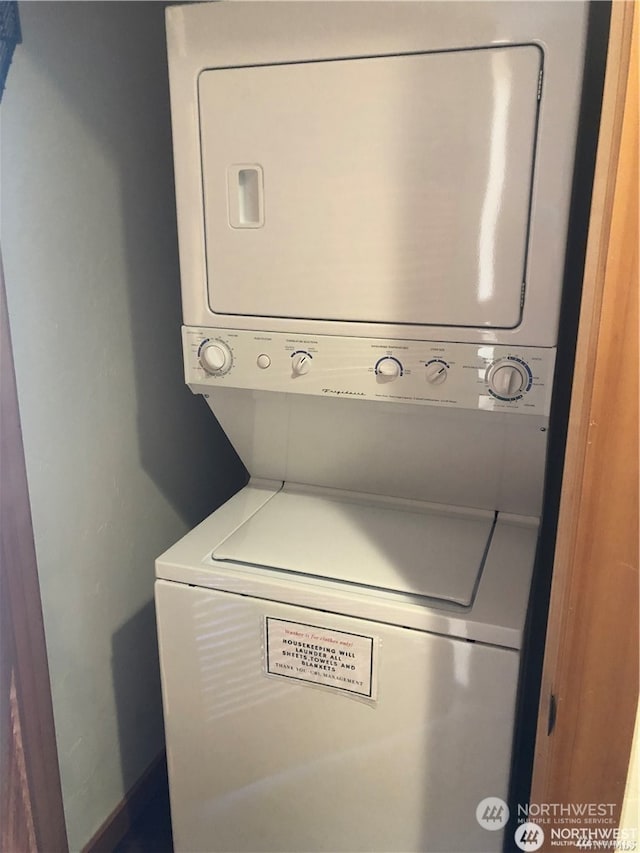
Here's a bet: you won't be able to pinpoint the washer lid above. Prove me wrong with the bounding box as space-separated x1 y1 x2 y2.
212 485 495 607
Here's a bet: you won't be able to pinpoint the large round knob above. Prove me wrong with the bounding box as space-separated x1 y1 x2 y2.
376 357 402 381
291 353 311 376
425 361 448 385
487 360 530 400
200 340 232 375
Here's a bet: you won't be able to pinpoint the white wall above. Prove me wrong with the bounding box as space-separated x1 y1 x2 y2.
1 2 245 849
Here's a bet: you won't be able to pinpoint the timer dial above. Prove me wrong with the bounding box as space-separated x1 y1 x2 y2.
486 358 531 401
200 340 233 375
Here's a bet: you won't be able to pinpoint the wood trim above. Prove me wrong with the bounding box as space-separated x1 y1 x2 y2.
1 252 69 849
531 0 638 824
82 752 168 853
5 666 38 849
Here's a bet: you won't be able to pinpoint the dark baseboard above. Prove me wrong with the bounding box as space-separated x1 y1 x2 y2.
82 751 167 853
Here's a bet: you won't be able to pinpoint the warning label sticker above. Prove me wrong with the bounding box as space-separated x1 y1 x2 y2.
265 618 377 699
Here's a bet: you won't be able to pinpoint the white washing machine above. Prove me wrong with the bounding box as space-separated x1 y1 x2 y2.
157 481 540 852
156 3 589 850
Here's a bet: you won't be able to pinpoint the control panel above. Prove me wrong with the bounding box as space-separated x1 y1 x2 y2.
183 327 556 415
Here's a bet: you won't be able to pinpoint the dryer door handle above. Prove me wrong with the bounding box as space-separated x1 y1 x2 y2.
228 164 264 228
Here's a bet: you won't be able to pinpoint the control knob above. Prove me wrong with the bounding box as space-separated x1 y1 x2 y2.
291 353 311 376
486 359 531 401
376 357 402 381
425 361 448 385
199 340 233 376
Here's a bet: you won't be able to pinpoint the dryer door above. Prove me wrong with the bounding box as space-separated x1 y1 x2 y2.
199 45 541 329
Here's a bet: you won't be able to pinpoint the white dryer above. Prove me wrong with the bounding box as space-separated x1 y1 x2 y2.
156 2 589 851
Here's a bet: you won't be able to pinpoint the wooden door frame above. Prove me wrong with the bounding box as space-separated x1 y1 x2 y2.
531 0 638 832
1 250 68 849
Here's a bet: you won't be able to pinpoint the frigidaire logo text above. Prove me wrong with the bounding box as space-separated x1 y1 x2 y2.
322 389 366 397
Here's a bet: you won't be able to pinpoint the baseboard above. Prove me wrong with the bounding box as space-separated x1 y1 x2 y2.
82 751 167 853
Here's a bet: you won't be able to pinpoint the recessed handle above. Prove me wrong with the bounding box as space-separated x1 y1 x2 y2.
227 164 264 228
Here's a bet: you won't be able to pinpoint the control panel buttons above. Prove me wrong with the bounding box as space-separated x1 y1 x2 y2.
375 357 403 381
486 358 532 401
425 360 448 385
257 354 271 369
185 328 552 415
199 340 233 375
291 352 311 376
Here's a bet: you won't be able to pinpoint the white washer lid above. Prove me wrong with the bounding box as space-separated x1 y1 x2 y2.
212 485 495 607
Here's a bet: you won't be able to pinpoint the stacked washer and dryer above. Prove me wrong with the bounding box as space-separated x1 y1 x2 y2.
155 3 589 851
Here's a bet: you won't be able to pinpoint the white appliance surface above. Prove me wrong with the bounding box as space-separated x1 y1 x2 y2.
212 483 494 606
155 479 535 851
186 329 554 514
156 578 520 852
200 46 540 329
158 3 590 850
156 479 537 650
201 387 550 515
183 328 557 414
167 0 588 345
